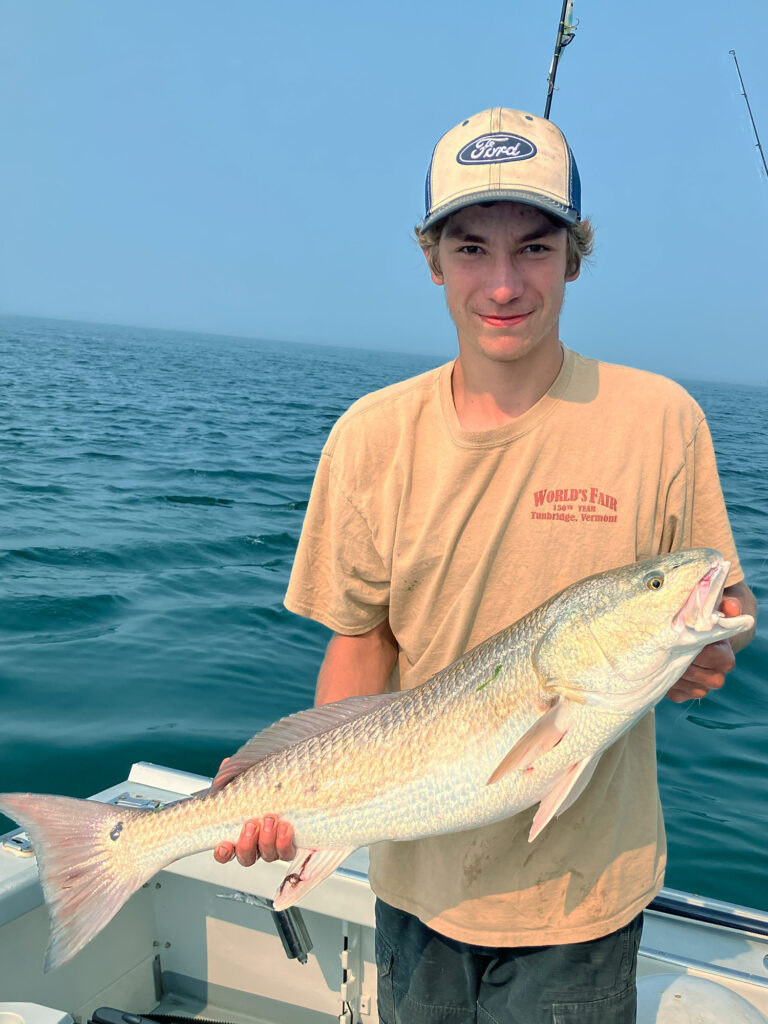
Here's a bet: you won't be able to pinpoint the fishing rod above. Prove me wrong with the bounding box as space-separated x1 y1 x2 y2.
729 50 768 178
544 0 578 119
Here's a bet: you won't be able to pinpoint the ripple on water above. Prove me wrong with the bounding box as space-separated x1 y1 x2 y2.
0 592 130 642
162 495 235 506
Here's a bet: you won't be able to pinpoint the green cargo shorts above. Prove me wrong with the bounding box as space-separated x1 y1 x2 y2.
375 899 643 1023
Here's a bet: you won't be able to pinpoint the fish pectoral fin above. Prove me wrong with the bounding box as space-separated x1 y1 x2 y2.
486 699 573 785
527 755 600 843
272 846 356 911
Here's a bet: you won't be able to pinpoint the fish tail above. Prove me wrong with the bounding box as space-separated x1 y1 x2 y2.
0 792 165 971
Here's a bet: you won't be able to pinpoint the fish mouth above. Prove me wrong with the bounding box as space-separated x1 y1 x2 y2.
673 559 729 634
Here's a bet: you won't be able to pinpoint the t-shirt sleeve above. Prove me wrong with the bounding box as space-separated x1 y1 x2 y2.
666 413 744 587
284 448 391 634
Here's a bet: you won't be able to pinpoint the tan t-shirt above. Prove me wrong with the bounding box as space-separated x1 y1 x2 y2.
284 347 742 946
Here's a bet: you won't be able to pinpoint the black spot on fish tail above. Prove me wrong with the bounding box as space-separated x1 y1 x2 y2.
109 822 124 841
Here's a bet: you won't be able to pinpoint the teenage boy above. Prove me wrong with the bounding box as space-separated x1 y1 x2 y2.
216 108 756 1022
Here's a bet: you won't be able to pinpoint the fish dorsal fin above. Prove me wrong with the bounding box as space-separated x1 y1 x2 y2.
272 846 356 911
486 698 572 785
528 754 600 842
212 693 400 789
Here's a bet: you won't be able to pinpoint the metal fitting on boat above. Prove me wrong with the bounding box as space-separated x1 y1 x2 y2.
216 889 314 964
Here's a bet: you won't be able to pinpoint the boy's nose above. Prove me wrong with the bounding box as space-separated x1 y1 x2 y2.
486 258 525 304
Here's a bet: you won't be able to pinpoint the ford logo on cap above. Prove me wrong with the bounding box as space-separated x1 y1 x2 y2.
457 133 537 165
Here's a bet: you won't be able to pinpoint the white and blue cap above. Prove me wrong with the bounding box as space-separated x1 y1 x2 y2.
423 107 581 229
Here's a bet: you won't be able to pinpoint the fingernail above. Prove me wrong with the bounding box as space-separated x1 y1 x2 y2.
277 823 289 840
244 821 256 838
263 816 275 833
215 844 228 859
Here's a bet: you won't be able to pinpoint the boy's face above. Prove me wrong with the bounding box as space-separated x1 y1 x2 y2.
429 202 578 368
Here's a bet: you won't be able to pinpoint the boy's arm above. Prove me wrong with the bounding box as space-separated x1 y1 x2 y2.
214 618 398 866
315 618 398 705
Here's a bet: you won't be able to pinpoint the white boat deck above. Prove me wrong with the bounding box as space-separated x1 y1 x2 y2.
1 762 766 1023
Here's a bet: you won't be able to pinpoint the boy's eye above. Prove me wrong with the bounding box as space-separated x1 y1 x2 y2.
459 245 483 254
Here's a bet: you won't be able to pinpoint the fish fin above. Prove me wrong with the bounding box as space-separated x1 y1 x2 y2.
212 694 400 790
486 699 572 785
0 793 161 972
527 755 600 842
272 846 356 911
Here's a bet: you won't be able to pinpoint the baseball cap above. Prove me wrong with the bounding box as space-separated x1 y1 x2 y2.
423 108 581 229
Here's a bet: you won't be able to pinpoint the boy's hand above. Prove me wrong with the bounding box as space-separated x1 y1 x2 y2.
665 594 741 703
214 816 297 866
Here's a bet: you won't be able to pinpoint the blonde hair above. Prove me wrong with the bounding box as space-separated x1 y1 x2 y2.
415 207 595 279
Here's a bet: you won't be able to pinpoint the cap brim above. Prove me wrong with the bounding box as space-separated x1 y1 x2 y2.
422 188 579 230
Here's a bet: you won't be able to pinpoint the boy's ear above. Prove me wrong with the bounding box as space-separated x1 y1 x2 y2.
424 248 443 285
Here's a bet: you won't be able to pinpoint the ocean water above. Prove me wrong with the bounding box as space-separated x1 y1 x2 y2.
1 314 766 912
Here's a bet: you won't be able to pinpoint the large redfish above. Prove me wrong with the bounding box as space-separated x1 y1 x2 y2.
0 549 753 971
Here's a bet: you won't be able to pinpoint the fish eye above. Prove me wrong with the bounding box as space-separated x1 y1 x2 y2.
645 574 664 590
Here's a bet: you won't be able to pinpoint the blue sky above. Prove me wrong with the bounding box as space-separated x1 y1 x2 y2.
1 0 766 383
